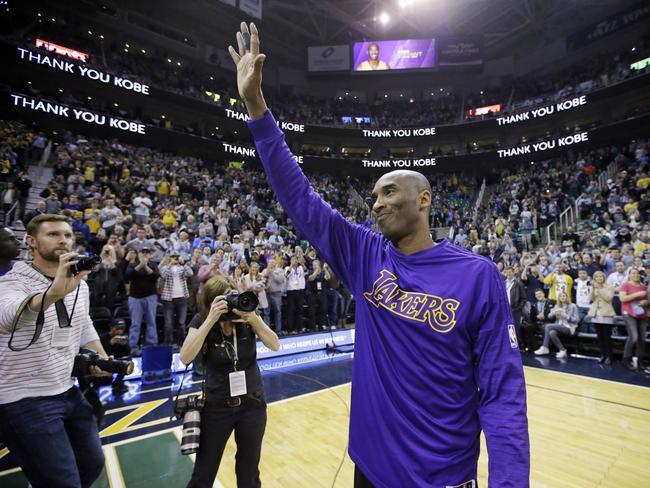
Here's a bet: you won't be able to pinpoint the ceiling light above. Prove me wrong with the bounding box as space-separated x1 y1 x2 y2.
379 12 389 24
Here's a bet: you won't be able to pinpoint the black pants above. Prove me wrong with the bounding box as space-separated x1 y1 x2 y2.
187 401 267 488
521 322 540 350
354 466 375 488
355 466 477 488
307 291 325 330
595 324 613 358
286 289 304 332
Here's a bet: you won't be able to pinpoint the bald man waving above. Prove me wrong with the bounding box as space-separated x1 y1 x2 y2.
229 22 530 488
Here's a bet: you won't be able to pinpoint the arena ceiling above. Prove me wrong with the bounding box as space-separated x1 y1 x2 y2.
109 0 641 66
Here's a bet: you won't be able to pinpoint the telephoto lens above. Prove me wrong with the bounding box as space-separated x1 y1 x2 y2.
180 410 202 455
94 357 134 376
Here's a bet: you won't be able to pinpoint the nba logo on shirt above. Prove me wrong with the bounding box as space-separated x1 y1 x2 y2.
508 324 518 349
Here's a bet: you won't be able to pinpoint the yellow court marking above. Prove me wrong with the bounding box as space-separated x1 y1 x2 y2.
99 399 167 437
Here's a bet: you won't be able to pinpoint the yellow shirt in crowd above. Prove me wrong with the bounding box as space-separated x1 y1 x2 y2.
162 209 177 227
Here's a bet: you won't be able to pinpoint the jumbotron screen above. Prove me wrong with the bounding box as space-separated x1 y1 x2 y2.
352 39 436 71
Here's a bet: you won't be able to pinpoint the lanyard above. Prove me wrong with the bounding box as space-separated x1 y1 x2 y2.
220 326 239 371
233 327 238 371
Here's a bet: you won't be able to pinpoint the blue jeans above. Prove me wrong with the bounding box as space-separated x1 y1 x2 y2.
163 297 188 344
128 295 159 349
0 387 104 487
267 292 282 333
577 306 594 333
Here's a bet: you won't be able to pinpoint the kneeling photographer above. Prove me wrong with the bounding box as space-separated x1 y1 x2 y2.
179 275 280 488
0 215 113 488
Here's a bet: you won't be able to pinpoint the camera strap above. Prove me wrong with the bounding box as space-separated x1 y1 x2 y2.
172 363 191 418
8 283 52 352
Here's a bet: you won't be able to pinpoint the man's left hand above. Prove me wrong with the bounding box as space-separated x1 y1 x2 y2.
89 365 113 377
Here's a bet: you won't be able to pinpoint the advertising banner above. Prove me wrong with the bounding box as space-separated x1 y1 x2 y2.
308 45 350 72
437 37 482 66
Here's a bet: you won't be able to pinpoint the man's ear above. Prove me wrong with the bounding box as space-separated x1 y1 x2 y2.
25 234 35 251
418 190 432 211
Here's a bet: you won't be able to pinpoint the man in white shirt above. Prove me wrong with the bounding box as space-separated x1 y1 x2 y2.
284 256 306 333
132 191 152 226
606 260 627 315
231 234 245 260
100 198 123 234
574 269 593 328
0 214 109 487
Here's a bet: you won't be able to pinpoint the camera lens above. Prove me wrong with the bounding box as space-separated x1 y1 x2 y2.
237 292 259 312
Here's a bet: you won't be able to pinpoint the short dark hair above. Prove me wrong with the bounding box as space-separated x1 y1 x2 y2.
26 214 71 237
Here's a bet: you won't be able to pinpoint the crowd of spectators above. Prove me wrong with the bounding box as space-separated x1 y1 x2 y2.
2 114 648 373
13 124 371 356
447 138 650 372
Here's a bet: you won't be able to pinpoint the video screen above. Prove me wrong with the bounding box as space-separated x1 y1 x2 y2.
352 39 436 71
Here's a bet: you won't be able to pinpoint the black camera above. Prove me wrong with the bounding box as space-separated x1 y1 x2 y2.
72 255 101 274
222 291 259 320
72 348 134 378
174 394 205 419
174 395 205 455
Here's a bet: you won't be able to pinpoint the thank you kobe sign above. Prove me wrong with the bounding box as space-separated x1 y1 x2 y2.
16 47 150 95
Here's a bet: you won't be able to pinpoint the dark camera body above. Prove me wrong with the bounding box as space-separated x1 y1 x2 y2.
174 394 205 419
72 348 134 377
222 291 259 320
72 255 101 274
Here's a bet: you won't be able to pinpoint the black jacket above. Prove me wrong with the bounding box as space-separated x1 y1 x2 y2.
506 278 527 312
528 299 556 325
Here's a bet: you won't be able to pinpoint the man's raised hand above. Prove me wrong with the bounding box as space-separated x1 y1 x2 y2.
228 22 268 118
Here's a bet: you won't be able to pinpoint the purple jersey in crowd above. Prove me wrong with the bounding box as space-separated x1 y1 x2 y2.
249 112 530 488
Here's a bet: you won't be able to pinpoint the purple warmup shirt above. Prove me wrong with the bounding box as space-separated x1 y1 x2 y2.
249 112 530 488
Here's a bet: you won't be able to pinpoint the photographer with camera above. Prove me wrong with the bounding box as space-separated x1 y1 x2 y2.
0 214 109 487
179 275 279 488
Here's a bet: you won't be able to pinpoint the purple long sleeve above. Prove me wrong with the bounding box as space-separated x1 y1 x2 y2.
248 111 378 290
249 111 530 487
